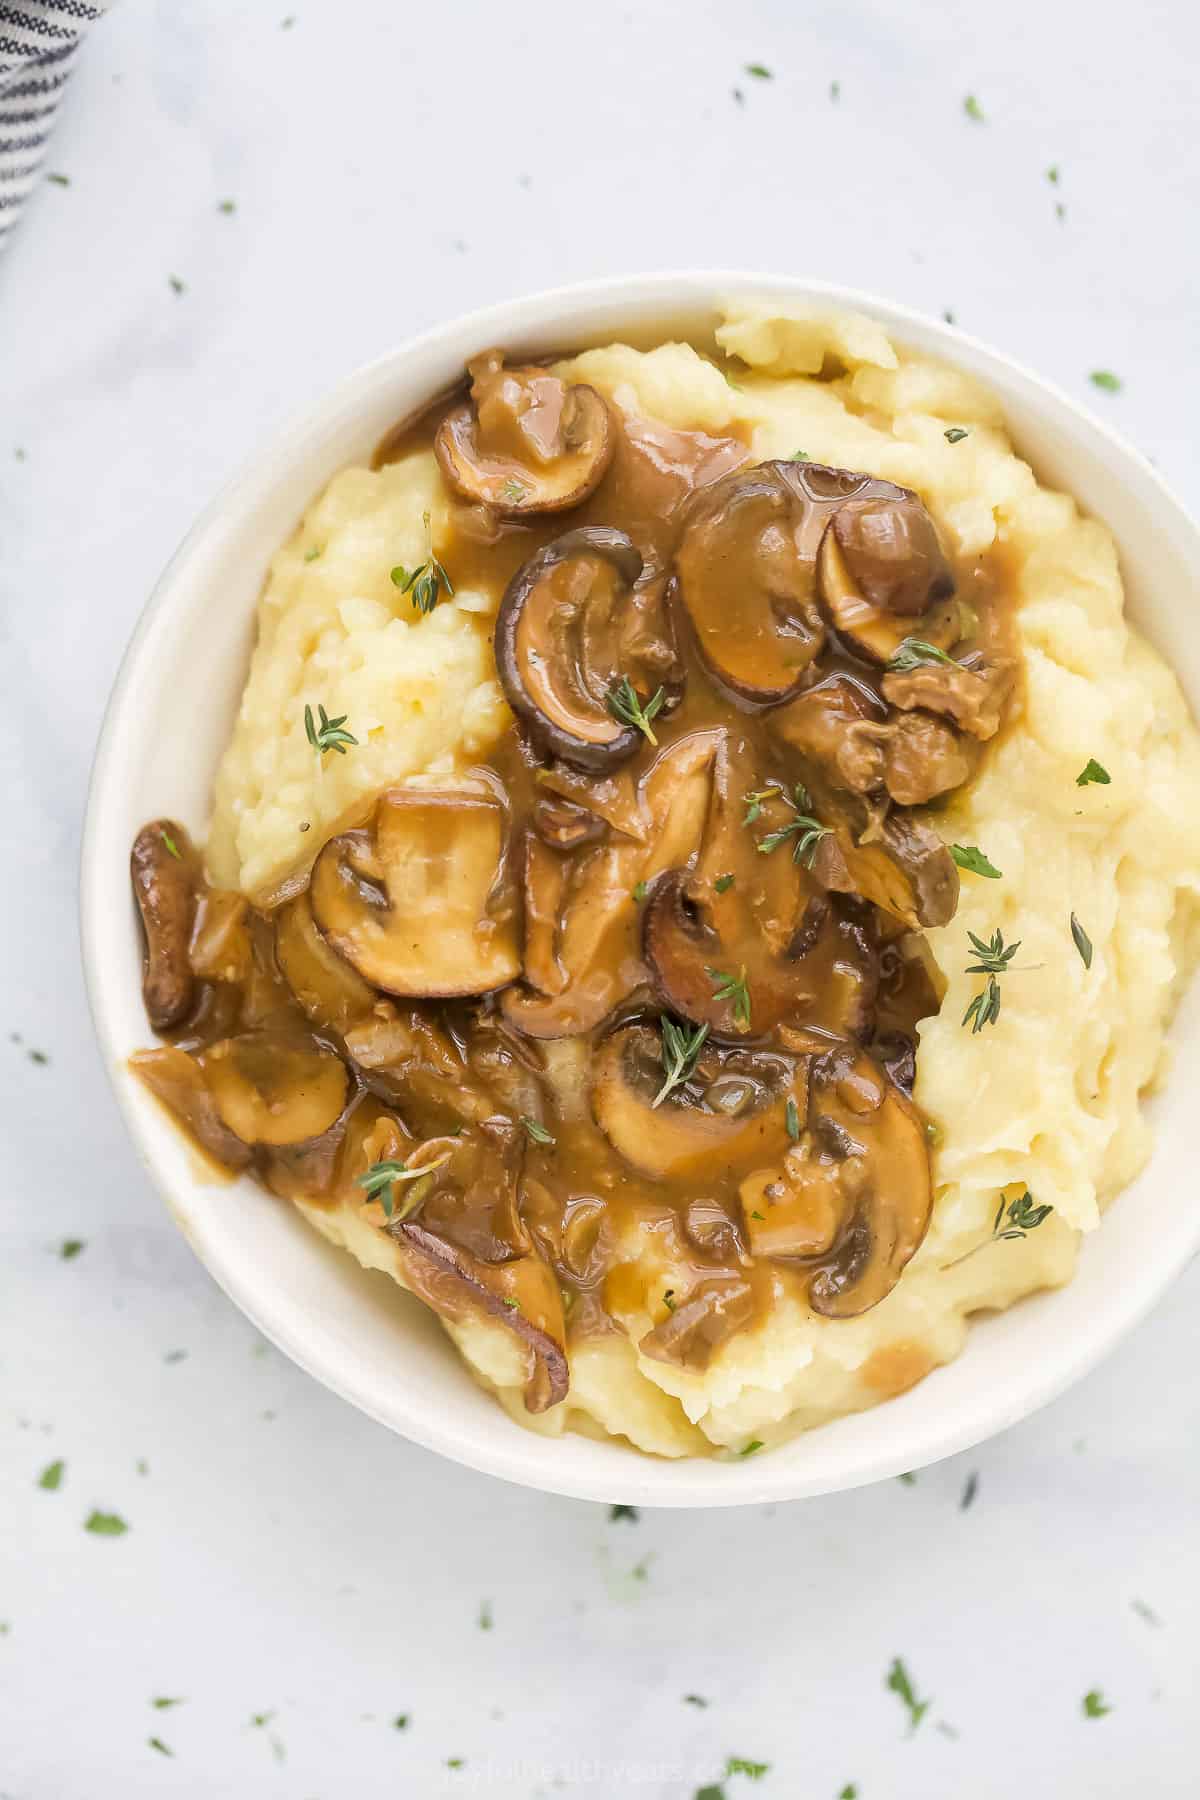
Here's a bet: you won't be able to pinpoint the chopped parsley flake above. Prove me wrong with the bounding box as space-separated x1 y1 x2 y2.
632 880 648 902
960 1471 979 1510
1076 757 1111 786
944 427 969 444
393 1713 410 1729
1090 370 1122 393
168 275 185 295
1082 1689 1111 1718
951 843 1001 879
714 872 735 893
37 1459 63 1491
963 94 985 121
520 1115 555 1146
147 1737 173 1757
84 1510 128 1536
737 1439 763 1458
610 1504 640 1522
152 1697 185 1710
478 1599 493 1630
726 1756 770 1779
886 1655 930 1731
785 1096 801 1141
684 1693 710 1708
47 172 71 187
745 63 772 78
59 1239 85 1260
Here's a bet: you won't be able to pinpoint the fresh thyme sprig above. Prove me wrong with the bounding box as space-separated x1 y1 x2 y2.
356 1153 449 1221
706 965 752 1030
886 638 958 673
744 780 831 867
520 1115 556 1146
607 675 666 745
304 703 358 757
390 510 455 615
653 1017 710 1108
991 1190 1054 1241
961 927 1020 1033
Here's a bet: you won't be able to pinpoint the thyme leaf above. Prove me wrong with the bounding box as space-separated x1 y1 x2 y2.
1076 757 1111 786
886 638 958 673
706 966 751 1030
1070 913 1094 968
654 1017 710 1108
607 675 666 745
304 703 358 757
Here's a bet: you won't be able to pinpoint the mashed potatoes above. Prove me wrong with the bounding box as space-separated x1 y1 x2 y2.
212 300 1200 1456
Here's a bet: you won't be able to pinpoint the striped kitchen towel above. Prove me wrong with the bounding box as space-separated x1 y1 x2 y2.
1 0 107 248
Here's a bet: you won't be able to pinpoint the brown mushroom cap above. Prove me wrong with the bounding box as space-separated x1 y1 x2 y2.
672 464 828 703
738 1046 932 1313
435 350 613 519
804 1048 933 1316
638 1274 758 1372
495 526 680 770
130 820 196 1031
808 782 959 931
310 784 520 998
639 735 878 1039
200 1032 350 1148
817 529 960 666
275 890 374 1035
831 488 955 617
500 729 719 1039
130 1044 252 1170
591 1021 805 1179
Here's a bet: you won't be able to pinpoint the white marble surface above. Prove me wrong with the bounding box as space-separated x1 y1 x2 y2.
3 1 1199 1794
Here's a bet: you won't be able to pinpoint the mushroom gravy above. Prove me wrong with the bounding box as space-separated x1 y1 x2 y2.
130 350 1020 1416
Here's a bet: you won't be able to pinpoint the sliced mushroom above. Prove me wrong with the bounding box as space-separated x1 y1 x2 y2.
131 821 196 1030
773 676 974 807
640 736 878 1038
672 464 828 702
495 527 683 769
805 1048 932 1316
638 1275 757 1372
817 530 960 667
199 1033 350 1147
592 1022 804 1180
275 890 375 1034
390 1220 569 1411
882 654 1015 741
310 784 519 997
808 785 959 931
830 484 955 616
740 1047 931 1314
264 1085 363 1201
129 1045 252 1170
435 349 613 519
343 1002 500 1131
501 729 720 1038
362 1117 567 1412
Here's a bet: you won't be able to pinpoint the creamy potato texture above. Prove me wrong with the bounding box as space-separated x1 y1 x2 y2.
207 301 1200 1456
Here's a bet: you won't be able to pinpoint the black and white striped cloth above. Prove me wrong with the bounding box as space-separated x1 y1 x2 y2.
1 0 106 248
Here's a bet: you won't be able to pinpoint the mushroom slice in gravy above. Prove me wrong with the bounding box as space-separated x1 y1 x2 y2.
435 349 613 519
310 783 519 998
501 729 720 1038
495 526 678 769
131 820 197 1030
592 1022 805 1180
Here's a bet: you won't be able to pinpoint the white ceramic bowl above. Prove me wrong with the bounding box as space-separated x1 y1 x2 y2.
81 273 1200 1507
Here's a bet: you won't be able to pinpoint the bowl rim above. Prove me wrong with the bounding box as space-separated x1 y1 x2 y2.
80 269 1200 1506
